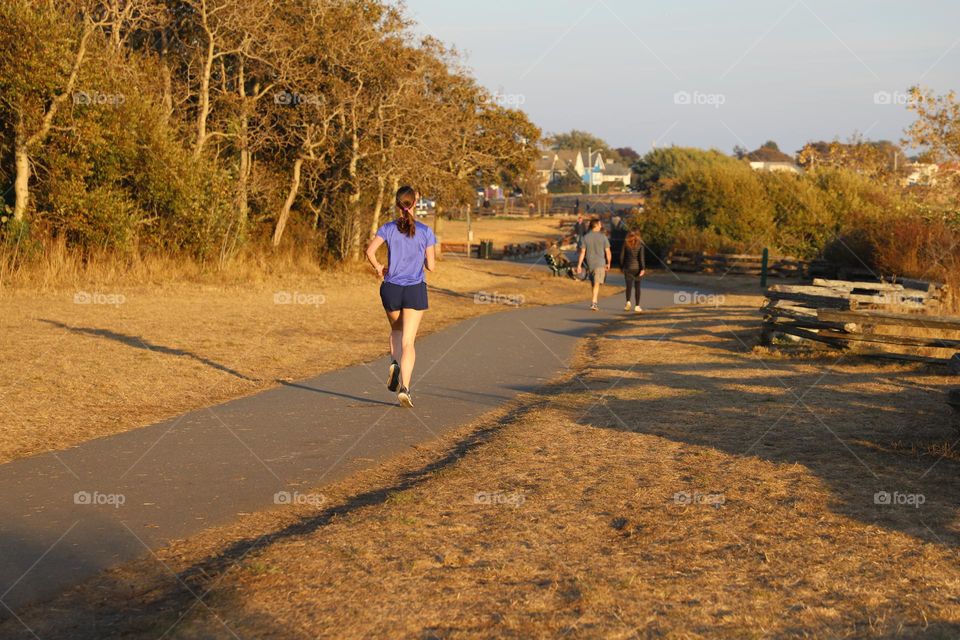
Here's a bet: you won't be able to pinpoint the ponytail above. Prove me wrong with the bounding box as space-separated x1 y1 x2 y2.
395 185 417 238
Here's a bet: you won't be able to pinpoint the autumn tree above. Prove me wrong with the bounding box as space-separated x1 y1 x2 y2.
904 86 960 162
547 129 609 153
0 1 101 222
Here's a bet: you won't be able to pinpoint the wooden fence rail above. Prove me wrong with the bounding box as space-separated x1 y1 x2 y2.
759 278 957 370
664 251 915 281
665 251 825 278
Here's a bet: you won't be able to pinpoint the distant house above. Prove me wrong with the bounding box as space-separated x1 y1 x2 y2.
902 161 960 187
600 162 632 187
746 145 801 174
903 162 939 186
534 154 556 191
536 149 632 192
749 161 802 174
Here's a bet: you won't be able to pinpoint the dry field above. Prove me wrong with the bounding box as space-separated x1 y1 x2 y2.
432 215 573 247
6 294 958 639
0 255 600 464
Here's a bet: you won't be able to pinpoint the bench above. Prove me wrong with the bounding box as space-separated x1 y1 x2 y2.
544 253 575 278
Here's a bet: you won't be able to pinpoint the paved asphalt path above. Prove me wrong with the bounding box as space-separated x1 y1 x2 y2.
0 268 688 613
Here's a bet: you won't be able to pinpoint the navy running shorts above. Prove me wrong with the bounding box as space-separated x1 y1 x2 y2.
380 281 429 311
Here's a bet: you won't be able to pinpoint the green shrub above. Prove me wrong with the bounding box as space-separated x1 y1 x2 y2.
757 171 834 258
636 149 775 252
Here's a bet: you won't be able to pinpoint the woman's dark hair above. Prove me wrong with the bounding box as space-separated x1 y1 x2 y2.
625 230 643 250
396 186 417 238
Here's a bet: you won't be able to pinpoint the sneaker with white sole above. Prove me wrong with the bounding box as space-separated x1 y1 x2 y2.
387 361 400 392
397 386 413 408
590 303 599 311
634 305 643 313
624 301 632 311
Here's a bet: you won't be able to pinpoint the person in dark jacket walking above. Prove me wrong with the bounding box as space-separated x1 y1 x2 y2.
573 211 587 251
620 230 646 312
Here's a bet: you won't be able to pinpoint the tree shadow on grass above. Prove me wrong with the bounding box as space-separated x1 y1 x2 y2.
570 312 960 549
40 319 258 382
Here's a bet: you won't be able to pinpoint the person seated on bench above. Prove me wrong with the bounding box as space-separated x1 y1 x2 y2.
545 244 574 277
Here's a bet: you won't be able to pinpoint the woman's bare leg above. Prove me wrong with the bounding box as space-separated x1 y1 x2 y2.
386 310 402 361
399 308 424 389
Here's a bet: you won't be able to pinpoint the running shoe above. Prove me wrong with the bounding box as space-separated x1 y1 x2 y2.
635 305 643 313
590 303 599 312
624 301 632 311
397 386 414 408
387 360 400 392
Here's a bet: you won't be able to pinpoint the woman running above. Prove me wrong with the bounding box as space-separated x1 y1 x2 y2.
365 186 437 407
620 230 646 312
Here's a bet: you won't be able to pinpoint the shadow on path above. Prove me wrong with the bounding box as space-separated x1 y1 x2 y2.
0 401 547 639
277 380 396 407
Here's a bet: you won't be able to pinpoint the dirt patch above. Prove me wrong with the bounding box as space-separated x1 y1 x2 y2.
6 297 958 638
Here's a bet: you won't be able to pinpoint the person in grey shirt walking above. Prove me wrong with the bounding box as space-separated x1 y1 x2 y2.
575 218 611 311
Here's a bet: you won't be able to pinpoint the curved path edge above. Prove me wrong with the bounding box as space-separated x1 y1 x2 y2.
0 279 685 612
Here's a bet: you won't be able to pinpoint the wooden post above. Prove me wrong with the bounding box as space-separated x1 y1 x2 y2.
433 205 443 259
466 205 473 247
760 247 769 289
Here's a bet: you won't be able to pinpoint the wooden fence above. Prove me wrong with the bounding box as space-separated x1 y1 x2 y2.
760 278 959 370
439 242 480 258
664 251 833 278
663 251 898 281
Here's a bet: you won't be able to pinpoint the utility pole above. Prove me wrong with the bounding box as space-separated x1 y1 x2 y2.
587 146 592 196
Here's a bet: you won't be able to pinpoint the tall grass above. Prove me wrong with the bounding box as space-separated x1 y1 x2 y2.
0 225 341 292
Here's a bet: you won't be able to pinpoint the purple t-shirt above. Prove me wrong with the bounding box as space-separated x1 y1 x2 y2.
376 220 437 286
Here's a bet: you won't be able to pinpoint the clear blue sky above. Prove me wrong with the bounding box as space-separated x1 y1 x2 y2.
403 0 960 156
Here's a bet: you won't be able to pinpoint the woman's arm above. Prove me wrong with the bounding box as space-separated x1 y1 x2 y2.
619 243 626 271
424 245 437 272
365 236 387 279
640 242 646 273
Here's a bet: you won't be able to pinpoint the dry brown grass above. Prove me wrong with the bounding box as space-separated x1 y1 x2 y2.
0 253 599 464
435 214 574 248
7 296 959 639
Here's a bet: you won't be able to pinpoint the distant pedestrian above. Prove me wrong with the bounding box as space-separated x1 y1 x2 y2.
620 230 646 312
573 212 587 250
576 219 611 311
365 186 437 408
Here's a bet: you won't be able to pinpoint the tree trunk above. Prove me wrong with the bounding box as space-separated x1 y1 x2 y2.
12 146 30 222
273 157 303 247
194 35 215 158
433 205 443 235
347 130 362 260
368 175 386 243
159 30 173 123
348 201 363 260
236 74 254 227
238 147 251 223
